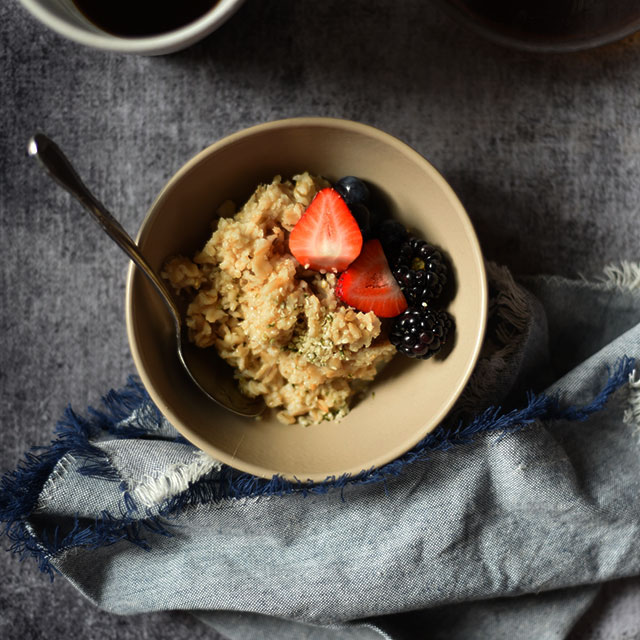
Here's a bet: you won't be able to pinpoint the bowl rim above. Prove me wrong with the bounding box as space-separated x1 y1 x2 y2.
125 116 488 481
430 0 640 53
18 0 245 55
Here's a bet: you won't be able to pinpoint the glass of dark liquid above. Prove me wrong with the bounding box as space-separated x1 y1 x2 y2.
432 0 640 52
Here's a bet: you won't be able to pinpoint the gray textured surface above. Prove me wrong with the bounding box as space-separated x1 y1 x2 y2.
1 0 640 638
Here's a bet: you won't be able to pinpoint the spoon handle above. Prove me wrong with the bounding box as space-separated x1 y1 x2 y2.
28 133 181 330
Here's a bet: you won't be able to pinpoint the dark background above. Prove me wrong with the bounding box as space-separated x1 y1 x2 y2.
1 1 640 638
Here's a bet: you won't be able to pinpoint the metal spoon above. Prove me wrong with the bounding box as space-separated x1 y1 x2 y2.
28 133 265 418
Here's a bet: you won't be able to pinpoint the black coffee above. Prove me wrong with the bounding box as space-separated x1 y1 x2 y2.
72 0 218 37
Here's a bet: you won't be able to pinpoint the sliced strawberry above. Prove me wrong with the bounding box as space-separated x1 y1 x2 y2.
289 188 363 273
335 239 408 318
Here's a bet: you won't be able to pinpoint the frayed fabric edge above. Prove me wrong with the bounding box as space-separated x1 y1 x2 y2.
525 261 640 293
0 358 636 578
595 261 640 292
0 376 169 578
452 261 532 415
623 368 640 428
130 451 223 508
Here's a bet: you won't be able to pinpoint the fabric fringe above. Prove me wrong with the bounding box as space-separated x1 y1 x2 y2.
623 368 640 428
522 262 640 294
452 262 532 414
0 377 170 578
0 358 635 578
130 450 223 508
489 262 530 343
595 261 640 292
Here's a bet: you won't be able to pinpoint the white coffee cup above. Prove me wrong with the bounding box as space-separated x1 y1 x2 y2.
18 0 245 55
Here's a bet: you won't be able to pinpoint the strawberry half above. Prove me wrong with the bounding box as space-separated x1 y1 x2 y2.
289 188 363 273
335 239 408 318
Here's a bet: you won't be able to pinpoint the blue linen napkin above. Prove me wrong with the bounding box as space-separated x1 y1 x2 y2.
1 262 639 640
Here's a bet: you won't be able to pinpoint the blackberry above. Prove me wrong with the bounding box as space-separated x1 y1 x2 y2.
390 308 453 359
392 237 447 305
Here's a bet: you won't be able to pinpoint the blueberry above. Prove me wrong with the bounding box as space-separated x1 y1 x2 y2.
349 202 372 239
376 219 409 265
377 219 409 244
366 205 382 232
335 176 370 206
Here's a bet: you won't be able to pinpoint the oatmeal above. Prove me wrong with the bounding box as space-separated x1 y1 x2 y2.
162 173 395 425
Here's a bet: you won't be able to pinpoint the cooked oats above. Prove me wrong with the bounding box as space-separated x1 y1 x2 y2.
162 173 395 425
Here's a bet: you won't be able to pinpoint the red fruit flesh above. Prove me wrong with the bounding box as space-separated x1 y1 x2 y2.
289 188 363 273
335 239 408 318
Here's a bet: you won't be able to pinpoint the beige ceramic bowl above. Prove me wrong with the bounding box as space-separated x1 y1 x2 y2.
126 118 487 482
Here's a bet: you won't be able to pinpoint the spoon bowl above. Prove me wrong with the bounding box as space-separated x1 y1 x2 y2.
28 133 265 418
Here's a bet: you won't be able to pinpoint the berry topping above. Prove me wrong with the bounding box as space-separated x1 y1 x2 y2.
390 308 453 359
335 239 408 318
289 188 363 273
334 176 370 206
392 236 448 306
349 202 372 239
377 219 409 265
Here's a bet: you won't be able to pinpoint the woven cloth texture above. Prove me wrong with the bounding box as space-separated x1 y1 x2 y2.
3 1 640 639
